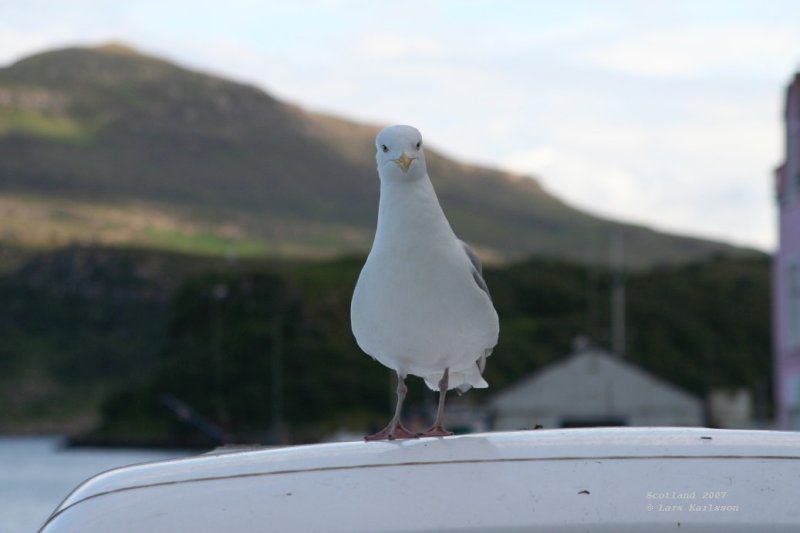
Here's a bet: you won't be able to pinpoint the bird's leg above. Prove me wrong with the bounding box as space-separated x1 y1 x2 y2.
418 368 454 437
365 372 417 441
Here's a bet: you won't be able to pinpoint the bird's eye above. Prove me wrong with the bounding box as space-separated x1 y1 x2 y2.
381 144 389 153
415 141 421 150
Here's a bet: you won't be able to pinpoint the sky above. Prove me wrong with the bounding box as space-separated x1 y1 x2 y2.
1 0 799 251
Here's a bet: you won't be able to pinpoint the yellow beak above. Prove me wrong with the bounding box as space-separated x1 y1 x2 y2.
395 153 415 172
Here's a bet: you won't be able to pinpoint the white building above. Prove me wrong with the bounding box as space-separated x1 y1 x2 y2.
773 72 800 430
489 347 704 430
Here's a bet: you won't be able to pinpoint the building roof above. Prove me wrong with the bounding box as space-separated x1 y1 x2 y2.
490 348 701 419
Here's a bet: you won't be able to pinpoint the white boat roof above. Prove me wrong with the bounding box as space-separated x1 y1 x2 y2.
42 427 800 532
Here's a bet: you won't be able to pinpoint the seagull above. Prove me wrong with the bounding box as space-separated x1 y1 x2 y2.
351 125 499 440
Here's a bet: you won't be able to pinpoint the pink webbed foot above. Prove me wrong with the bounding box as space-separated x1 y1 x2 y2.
364 423 418 441
417 425 454 438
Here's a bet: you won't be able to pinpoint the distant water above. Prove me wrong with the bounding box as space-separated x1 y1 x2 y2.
0 436 193 533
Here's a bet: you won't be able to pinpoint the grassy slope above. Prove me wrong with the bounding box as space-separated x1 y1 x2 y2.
0 193 364 268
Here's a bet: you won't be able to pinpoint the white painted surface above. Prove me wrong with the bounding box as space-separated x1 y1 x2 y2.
42 428 800 532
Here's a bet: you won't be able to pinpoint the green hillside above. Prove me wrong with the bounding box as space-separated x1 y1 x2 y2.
102 253 770 445
0 44 758 267
0 245 769 442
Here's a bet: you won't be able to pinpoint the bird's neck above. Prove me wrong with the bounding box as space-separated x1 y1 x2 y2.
375 175 453 245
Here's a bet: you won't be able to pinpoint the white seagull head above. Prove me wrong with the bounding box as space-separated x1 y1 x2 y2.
375 125 427 182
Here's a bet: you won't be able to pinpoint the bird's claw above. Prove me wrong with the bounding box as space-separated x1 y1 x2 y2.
417 425 454 438
365 423 418 441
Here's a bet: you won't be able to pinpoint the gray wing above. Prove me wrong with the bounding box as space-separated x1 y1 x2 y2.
459 240 494 383
459 239 491 300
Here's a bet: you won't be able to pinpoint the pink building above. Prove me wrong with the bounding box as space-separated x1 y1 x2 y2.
774 73 800 430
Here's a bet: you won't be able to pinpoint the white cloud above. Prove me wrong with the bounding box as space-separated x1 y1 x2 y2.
501 112 779 248
582 27 800 78
356 35 447 60
0 29 54 66
503 145 659 223
503 146 559 177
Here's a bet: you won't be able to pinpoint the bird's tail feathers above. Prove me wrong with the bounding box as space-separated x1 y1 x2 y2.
423 363 488 392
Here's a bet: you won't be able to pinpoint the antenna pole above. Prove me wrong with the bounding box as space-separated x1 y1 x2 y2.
611 227 626 357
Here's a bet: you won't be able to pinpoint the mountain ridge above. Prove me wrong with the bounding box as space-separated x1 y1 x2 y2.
0 43 760 267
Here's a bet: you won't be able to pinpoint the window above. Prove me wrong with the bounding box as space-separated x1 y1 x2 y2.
789 376 800 430
789 262 800 349
795 172 800 202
